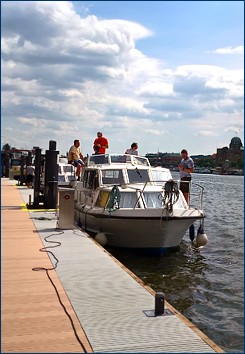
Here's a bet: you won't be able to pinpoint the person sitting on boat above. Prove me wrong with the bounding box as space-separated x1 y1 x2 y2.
68 139 85 181
93 132 109 155
178 149 194 205
125 143 138 156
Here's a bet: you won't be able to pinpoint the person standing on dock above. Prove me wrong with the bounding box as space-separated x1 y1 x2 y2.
125 143 138 155
26 163 35 188
68 139 85 181
178 149 194 205
93 132 109 155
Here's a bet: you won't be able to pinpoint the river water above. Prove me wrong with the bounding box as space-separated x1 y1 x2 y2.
108 173 244 353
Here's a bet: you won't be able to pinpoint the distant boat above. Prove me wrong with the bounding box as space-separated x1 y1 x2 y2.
57 157 76 186
193 167 211 174
40 157 75 187
73 154 205 254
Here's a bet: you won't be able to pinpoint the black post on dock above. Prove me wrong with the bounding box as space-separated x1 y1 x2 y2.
19 155 25 186
33 148 42 208
5 153 10 178
44 140 59 209
26 151 32 167
155 291 165 316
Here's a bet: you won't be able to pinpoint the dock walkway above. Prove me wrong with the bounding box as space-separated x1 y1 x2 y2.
1 179 92 353
2 178 223 353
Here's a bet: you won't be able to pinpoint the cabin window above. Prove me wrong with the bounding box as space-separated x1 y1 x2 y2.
151 170 169 185
143 192 163 208
58 175 65 182
120 192 139 208
96 191 110 207
102 170 124 185
63 165 74 173
83 170 99 189
127 169 150 183
11 159 21 166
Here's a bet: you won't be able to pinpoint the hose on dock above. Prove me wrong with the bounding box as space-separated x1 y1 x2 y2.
32 231 88 352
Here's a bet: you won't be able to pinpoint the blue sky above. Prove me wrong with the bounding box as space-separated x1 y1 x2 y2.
1 1 244 156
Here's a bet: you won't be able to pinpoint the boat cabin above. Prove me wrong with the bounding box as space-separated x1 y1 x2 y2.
83 154 172 187
76 154 186 210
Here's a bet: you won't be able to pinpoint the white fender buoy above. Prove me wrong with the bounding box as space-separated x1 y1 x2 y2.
193 225 208 248
95 232 107 246
196 232 208 247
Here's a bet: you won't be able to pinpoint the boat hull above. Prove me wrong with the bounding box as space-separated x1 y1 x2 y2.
75 205 202 249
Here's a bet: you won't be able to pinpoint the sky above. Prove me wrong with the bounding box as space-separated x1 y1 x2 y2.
1 1 244 156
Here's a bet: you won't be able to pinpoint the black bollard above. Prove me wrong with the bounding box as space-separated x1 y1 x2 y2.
49 140 57 151
44 142 59 209
19 155 25 185
155 292 165 316
26 151 32 167
45 178 58 209
5 153 10 178
33 148 42 208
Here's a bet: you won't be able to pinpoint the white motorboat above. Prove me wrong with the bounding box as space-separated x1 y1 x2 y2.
73 154 205 254
57 157 76 186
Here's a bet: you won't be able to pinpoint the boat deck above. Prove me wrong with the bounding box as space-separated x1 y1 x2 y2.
1 178 224 353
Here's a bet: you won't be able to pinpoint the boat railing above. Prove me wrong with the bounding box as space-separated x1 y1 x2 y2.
189 182 204 210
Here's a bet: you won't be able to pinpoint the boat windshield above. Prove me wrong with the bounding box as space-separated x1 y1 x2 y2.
102 169 124 185
87 154 150 166
110 155 129 163
132 156 149 166
89 155 110 165
151 170 171 185
143 192 163 208
120 192 140 208
127 169 150 183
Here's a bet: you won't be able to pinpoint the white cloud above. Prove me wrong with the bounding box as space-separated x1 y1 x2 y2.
100 19 153 40
224 126 243 134
210 46 244 55
1 1 244 155
195 131 219 137
145 129 166 136
17 117 48 128
138 82 174 97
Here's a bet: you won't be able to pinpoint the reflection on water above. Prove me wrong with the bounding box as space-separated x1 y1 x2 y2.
107 174 244 353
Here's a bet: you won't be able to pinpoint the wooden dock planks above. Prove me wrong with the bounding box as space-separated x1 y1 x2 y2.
1 179 92 353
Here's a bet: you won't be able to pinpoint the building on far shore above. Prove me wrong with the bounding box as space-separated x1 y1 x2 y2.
145 152 180 170
145 136 244 174
216 136 244 170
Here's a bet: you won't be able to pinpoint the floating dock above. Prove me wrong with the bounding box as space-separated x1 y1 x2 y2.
2 178 224 353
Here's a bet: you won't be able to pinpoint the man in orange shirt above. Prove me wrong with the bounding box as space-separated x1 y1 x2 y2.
93 132 109 154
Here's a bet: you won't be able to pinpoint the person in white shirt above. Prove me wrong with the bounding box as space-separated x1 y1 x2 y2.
178 149 194 204
125 143 138 155
26 164 35 188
